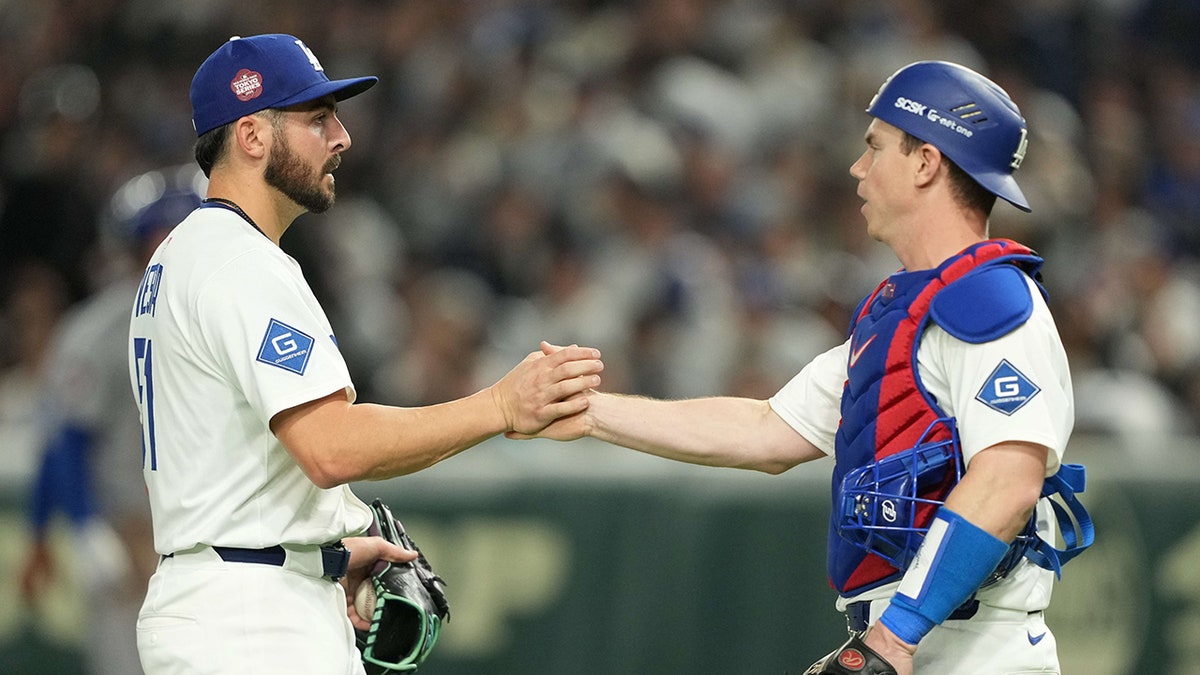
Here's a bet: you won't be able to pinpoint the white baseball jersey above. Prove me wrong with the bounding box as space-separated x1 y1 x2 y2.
769 274 1074 613
128 205 372 555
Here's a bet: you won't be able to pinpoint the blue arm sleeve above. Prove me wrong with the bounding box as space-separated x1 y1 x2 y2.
28 424 97 535
877 506 1009 645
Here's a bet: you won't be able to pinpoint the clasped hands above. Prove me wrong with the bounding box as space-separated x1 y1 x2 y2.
491 341 601 441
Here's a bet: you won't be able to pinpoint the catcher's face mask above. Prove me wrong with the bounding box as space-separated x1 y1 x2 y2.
836 417 963 569
360 571 444 672
835 417 1043 586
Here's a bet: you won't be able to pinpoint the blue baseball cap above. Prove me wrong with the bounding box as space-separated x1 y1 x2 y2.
190 34 377 136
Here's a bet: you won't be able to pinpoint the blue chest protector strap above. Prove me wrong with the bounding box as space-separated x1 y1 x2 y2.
1023 463 1094 577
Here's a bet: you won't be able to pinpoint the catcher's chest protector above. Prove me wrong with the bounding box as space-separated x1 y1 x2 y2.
829 239 1042 594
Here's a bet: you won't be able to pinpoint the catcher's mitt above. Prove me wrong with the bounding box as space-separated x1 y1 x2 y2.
803 634 897 675
355 499 450 673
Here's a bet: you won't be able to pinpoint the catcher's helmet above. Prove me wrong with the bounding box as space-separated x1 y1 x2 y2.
867 61 1031 212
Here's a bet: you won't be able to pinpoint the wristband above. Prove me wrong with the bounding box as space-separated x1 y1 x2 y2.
878 506 1008 645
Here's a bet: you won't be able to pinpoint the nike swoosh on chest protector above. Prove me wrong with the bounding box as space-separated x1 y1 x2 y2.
849 335 876 368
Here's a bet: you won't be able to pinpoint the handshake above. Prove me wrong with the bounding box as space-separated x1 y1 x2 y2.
491 340 605 442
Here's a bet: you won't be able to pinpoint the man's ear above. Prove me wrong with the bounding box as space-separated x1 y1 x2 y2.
913 142 944 189
232 114 270 160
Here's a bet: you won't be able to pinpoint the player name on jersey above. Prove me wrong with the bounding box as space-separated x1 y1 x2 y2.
135 263 164 317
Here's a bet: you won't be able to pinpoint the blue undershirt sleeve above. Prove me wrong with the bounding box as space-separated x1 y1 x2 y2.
28 424 97 536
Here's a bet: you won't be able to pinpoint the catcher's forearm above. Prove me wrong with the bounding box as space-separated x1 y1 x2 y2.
587 392 821 473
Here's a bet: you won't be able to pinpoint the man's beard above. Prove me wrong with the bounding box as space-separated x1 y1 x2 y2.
264 134 338 214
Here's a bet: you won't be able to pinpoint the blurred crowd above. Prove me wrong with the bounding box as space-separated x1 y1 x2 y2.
2 0 1199 487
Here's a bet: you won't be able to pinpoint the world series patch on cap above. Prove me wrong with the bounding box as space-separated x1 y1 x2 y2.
190 34 377 136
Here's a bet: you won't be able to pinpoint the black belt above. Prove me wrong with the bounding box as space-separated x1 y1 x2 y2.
845 598 979 633
163 542 349 580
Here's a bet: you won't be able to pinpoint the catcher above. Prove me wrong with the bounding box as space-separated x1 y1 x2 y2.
511 61 1092 675
350 499 451 673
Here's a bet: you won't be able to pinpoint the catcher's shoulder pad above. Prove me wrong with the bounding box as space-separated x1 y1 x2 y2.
803 634 898 675
930 264 1033 344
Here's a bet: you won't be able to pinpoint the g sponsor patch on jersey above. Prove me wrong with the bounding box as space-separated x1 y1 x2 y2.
975 359 1040 415
256 319 314 375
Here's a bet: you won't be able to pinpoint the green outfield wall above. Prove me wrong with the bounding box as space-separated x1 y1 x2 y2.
1 433 1193 674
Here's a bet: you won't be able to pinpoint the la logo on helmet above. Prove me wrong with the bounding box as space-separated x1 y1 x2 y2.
1010 128 1028 170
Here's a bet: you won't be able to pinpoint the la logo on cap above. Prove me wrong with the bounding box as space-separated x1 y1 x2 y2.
231 68 263 102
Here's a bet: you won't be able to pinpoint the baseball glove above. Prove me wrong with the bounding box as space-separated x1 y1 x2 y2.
803 634 897 675
355 499 450 673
